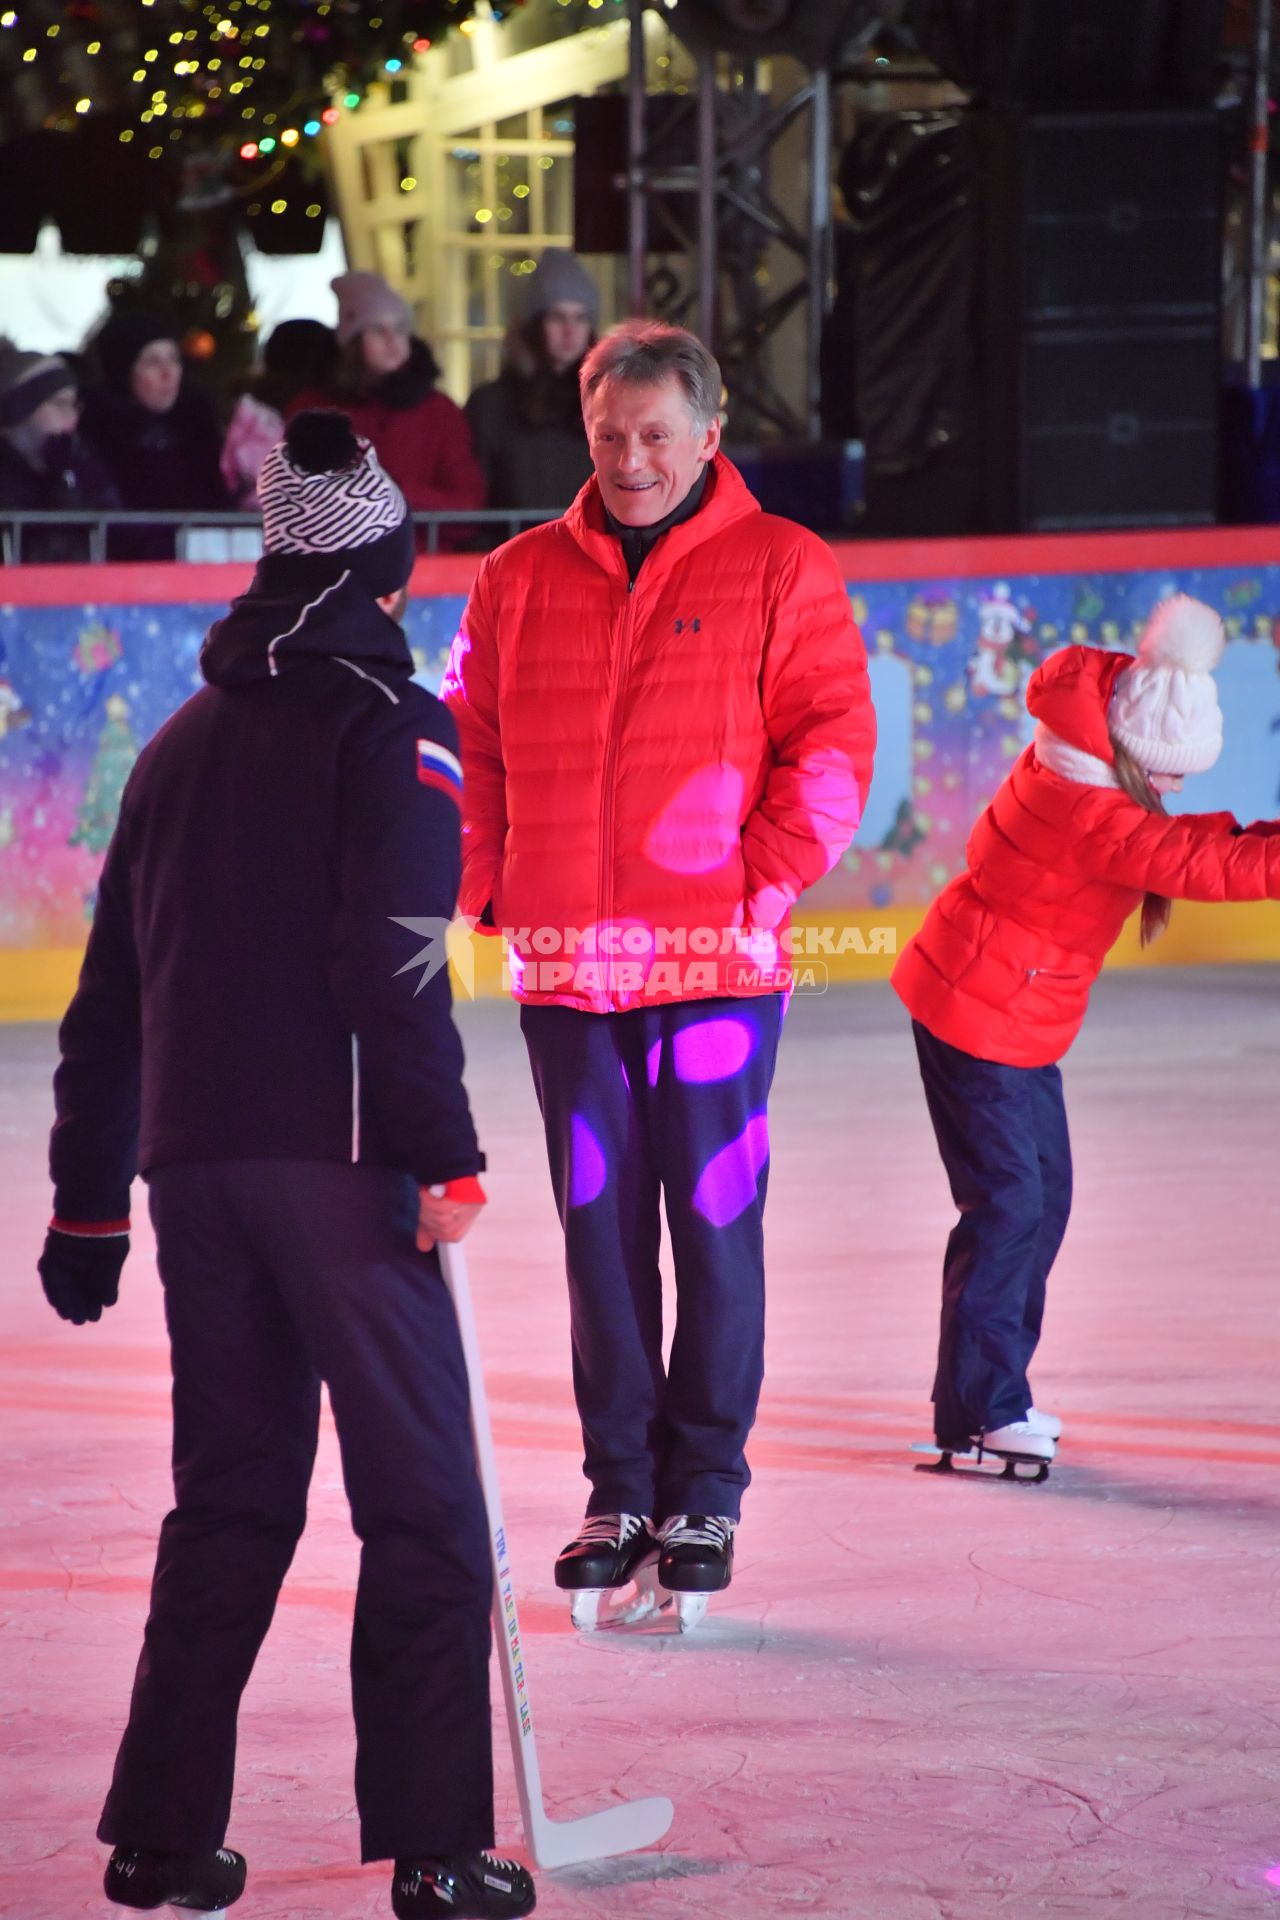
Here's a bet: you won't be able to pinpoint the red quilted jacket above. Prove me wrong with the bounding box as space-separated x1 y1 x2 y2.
894 644 1280 1067
442 454 875 1013
286 384 484 549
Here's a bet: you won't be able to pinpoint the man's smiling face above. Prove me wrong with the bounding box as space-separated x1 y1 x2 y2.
584 374 720 527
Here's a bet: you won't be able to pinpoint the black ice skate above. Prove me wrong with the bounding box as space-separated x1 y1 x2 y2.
104 1845 246 1914
657 1514 736 1631
392 1850 536 1919
553 1512 662 1630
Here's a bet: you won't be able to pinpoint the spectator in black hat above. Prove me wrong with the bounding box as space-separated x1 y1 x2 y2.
80 310 228 559
0 343 120 564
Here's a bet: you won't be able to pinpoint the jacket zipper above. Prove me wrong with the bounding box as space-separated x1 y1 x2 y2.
597 577 638 1001
1025 968 1081 981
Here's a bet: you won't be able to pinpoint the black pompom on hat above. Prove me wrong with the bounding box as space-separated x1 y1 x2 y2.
281 406 360 474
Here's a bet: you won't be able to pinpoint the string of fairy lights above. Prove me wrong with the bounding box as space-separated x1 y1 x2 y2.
0 0 634 248
0 0 493 157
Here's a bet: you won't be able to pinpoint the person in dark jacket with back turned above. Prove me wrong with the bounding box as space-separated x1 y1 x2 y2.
37 409 536 1920
0 344 120 563
79 309 229 560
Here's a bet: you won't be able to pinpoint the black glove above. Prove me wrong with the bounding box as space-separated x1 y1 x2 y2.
38 1227 129 1325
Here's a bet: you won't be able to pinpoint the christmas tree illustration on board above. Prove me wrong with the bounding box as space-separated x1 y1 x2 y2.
70 694 137 857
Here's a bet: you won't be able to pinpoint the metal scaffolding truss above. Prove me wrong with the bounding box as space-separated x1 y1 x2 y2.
624 0 832 438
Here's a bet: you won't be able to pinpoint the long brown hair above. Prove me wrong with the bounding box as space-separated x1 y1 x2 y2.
1109 737 1172 945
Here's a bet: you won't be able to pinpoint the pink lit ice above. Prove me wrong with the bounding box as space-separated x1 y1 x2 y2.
8 969 1280 1918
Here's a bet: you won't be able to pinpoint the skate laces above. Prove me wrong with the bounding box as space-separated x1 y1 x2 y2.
214 1850 237 1866
660 1514 735 1549
577 1512 648 1548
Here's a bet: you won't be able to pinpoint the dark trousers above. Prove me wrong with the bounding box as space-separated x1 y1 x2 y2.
521 994 784 1523
912 1021 1073 1447
98 1161 494 1865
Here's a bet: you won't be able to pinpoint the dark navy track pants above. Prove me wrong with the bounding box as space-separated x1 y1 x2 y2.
912 1021 1073 1447
97 1160 493 1865
521 994 784 1523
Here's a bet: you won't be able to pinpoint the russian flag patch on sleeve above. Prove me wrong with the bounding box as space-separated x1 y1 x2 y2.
416 737 463 803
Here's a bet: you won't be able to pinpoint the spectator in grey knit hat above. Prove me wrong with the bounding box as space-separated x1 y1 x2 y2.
0 344 120 564
465 249 600 513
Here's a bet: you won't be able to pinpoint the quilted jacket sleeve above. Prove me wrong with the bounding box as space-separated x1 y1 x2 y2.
441 558 508 923
740 535 876 930
1079 795 1280 900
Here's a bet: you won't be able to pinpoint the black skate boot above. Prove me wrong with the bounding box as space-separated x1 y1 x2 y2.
657 1515 736 1632
553 1512 661 1630
104 1845 246 1912
391 1850 536 1918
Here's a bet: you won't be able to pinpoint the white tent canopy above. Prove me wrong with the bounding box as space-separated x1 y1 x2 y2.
0 218 349 360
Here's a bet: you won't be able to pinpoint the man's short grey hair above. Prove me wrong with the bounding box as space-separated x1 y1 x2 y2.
579 320 722 429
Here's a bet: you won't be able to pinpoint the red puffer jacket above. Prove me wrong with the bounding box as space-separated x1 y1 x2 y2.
286 375 484 550
443 454 875 1013
893 644 1280 1067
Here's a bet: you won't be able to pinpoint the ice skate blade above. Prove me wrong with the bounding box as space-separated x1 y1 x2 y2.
570 1561 669 1632
674 1592 709 1632
166 1907 227 1917
910 1443 1050 1485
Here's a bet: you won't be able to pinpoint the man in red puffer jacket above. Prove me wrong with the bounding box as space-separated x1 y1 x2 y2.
444 320 875 1627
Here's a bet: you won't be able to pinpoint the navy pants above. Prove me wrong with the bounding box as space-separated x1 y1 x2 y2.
912 1022 1073 1448
521 995 785 1522
98 1161 494 1865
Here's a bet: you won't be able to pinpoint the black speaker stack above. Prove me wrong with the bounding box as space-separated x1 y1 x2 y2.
845 0 1227 534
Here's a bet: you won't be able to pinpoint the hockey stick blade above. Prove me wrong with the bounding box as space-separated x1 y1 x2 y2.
437 1233 676 1870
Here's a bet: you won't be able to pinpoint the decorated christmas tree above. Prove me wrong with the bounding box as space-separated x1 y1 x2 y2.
70 694 137 858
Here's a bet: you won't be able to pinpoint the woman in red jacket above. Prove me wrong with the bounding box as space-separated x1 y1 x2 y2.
893 595 1280 1471
287 271 485 550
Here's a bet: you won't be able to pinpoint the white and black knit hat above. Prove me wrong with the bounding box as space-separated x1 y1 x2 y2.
1108 594 1225 776
257 409 413 596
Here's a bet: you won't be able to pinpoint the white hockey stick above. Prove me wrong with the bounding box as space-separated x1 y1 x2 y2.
438 1236 676 1870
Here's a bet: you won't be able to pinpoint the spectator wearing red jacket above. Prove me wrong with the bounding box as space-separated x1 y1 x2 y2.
894 597 1280 1472
287 272 485 550
444 320 875 1628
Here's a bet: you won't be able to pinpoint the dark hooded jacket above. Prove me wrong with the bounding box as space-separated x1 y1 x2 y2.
49 558 482 1222
0 430 120 563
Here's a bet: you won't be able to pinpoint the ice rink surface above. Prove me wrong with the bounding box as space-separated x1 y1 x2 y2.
3 969 1280 1920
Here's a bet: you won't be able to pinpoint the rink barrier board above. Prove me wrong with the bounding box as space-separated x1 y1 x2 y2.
4 524 1280 1022
6 903 1279 1024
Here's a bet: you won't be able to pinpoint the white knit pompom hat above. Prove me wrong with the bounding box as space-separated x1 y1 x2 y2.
1107 594 1226 776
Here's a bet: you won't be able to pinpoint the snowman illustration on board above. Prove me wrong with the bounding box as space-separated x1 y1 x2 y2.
970 582 1033 698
